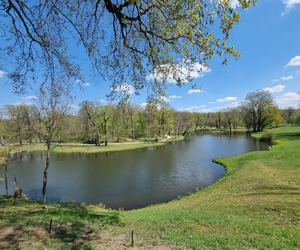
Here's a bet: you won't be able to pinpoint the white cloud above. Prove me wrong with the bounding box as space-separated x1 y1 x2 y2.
179 101 240 113
16 95 38 105
273 75 294 82
263 84 286 94
217 96 237 103
111 83 134 95
283 0 300 8
275 92 300 108
179 105 206 112
230 0 240 8
68 104 80 114
169 95 182 99
188 88 203 94
75 79 90 87
159 96 170 103
218 0 240 8
221 101 240 109
281 75 294 80
140 102 147 108
23 95 38 102
282 0 300 15
0 70 7 78
147 61 211 84
286 55 300 66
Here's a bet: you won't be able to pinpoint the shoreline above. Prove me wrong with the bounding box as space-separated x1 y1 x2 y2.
1 130 262 210
0 136 185 166
0 125 299 248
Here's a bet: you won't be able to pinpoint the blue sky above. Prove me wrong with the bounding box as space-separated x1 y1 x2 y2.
0 0 299 112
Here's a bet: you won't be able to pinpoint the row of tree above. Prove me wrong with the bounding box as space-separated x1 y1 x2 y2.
1 90 299 147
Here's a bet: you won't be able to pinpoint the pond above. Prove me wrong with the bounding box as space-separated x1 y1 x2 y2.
0 134 269 209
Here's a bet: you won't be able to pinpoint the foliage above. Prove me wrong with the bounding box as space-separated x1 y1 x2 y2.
259 132 273 141
242 90 280 132
0 0 255 96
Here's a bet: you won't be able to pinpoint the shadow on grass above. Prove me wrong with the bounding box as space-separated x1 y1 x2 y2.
240 184 300 197
0 197 120 248
275 132 300 140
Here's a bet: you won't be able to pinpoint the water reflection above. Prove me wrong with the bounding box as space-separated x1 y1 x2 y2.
0 134 269 209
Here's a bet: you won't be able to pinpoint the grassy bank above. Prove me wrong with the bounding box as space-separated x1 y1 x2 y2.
0 126 299 249
0 136 184 166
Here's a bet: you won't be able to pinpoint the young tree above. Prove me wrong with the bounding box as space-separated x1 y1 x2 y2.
269 107 284 128
22 105 37 144
192 113 204 132
79 101 101 146
224 111 233 133
5 105 28 145
145 101 159 139
282 108 296 124
158 103 174 137
36 82 68 202
97 105 112 146
174 112 193 136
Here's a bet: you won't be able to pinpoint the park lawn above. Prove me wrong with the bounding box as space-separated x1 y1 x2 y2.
0 136 184 166
0 126 299 249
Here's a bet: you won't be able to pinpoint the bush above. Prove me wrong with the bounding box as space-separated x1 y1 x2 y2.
260 132 273 141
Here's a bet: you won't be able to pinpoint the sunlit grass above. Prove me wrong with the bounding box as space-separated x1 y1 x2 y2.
0 126 299 249
0 136 184 165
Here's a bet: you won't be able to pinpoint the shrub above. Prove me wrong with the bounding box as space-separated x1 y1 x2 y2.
260 132 273 141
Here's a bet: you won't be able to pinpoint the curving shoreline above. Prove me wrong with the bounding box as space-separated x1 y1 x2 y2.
0 126 299 249
0 136 185 167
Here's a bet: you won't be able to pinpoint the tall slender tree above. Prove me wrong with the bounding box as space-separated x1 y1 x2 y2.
36 82 68 202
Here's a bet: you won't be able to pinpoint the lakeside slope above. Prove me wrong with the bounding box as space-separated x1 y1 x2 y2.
0 126 299 249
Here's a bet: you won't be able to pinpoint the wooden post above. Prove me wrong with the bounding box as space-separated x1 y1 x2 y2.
131 230 134 247
4 165 8 196
48 219 53 233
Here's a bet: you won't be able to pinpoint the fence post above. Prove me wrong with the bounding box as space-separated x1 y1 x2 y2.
131 230 134 247
48 219 53 233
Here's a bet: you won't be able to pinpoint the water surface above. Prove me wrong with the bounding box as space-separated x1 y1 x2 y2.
0 134 268 209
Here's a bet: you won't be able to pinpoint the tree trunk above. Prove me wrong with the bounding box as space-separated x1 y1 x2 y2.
95 131 101 146
42 149 50 203
104 118 108 146
0 135 4 146
130 115 135 142
4 165 8 196
13 175 23 199
27 116 33 144
228 120 232 134
17 122 22 145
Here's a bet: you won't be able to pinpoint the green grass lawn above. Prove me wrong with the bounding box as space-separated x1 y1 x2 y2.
0 126 299 249
0 136 184 166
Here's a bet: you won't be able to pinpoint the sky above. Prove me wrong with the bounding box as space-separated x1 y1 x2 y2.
0 0 300 113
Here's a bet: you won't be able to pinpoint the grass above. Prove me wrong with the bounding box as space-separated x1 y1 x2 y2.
0 126 299 249
0 136 184 166
197 126 249 134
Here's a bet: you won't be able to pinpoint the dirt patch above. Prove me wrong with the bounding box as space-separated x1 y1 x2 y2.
0 225 48 249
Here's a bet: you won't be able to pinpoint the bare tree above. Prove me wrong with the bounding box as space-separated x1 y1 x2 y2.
5 105 26 145
79 101 101 146
35 82 68 203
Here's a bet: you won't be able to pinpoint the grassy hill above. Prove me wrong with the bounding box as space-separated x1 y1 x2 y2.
0 126 299 249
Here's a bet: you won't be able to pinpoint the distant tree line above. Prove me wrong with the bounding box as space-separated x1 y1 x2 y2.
0 90 299 146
